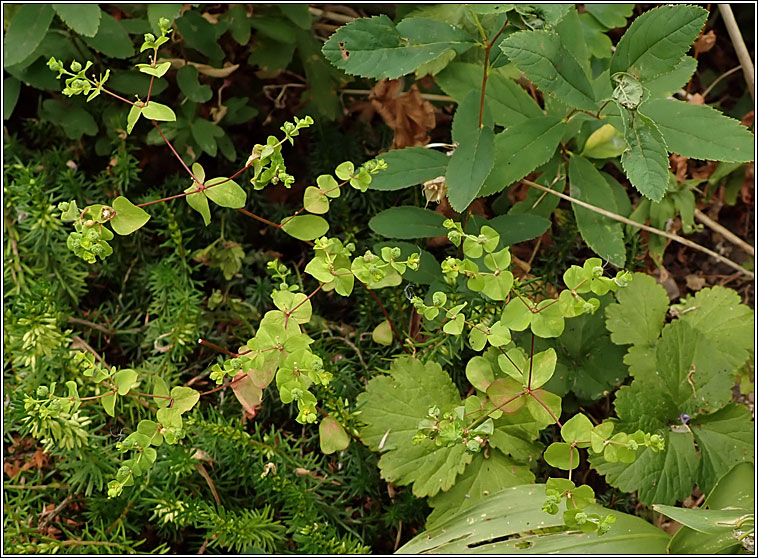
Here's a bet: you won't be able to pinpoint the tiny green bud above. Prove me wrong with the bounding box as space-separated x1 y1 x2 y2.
70 60 82 72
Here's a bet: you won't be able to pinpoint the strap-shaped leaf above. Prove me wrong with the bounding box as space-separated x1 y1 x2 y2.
480 116 564 196
435 62 544 126
446 91 495 211
368 147 449 191
619 108 669 202
111 196 151 235
610 5 708 81
322 15 475 79
641 99 754 163
501 30 597 111
568 155 626 267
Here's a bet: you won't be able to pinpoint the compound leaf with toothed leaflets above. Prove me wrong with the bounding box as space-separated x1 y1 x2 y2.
357 357 470 497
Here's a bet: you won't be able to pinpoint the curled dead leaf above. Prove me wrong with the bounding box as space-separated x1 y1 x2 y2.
369 79 436 149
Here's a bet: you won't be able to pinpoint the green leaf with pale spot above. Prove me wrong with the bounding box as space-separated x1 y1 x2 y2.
357 357 469 497
500 30 597 111
111 196 151 235
204 177 246 208
619 108 670 202
281 215 329 241
641 99 755 163
610 5 707 82
426 451 534 527
568 154 626 267
322 15 475 80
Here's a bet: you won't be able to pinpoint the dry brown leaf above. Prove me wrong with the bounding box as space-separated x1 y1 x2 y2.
694 30 717 56
685 273 707 291
670 154 689 182
369 79 436 149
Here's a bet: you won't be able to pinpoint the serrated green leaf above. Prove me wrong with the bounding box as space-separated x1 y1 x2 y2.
319 416 350 454
369 206 446 239
111 196 151 235
610 5 707 82
569 155 626 267
357 357 470 497
171 386 199 414
619 109 670 202
480 116 564 197
281 215 329 241
501 30 597 111
83 11 134 59
53 4 101 37
204 177 246 208
435 62 543 126
674 285 754 370
641 56 698 98
113 368 137 396
322 15 475 80
367 147 448 191
446 92 495 211
4 5 55 67
641 99 754 163
426 451 534 527
605 272 669 347
584 4 634 29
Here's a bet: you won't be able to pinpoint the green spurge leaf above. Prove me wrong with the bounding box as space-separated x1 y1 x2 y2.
142 102 176 122
501 30 597 111
426 451 534 527
435 62 543 126
281 215 329 241
400 484 671 553
137 61 172 78
610 5 708 81
446 92 494 211
53 4 102 37
357 357 470 497
185 184 211 226
368 206 446 239
641 99 755 163
204 178 246 208
171 386 200 413
480 116 564 196
568 155 626 267
111 197 151 235
322 15 475 80
319 416 350 454
367 147 448 191
619 108 669 202
4 5 55 67
113 369 137 395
